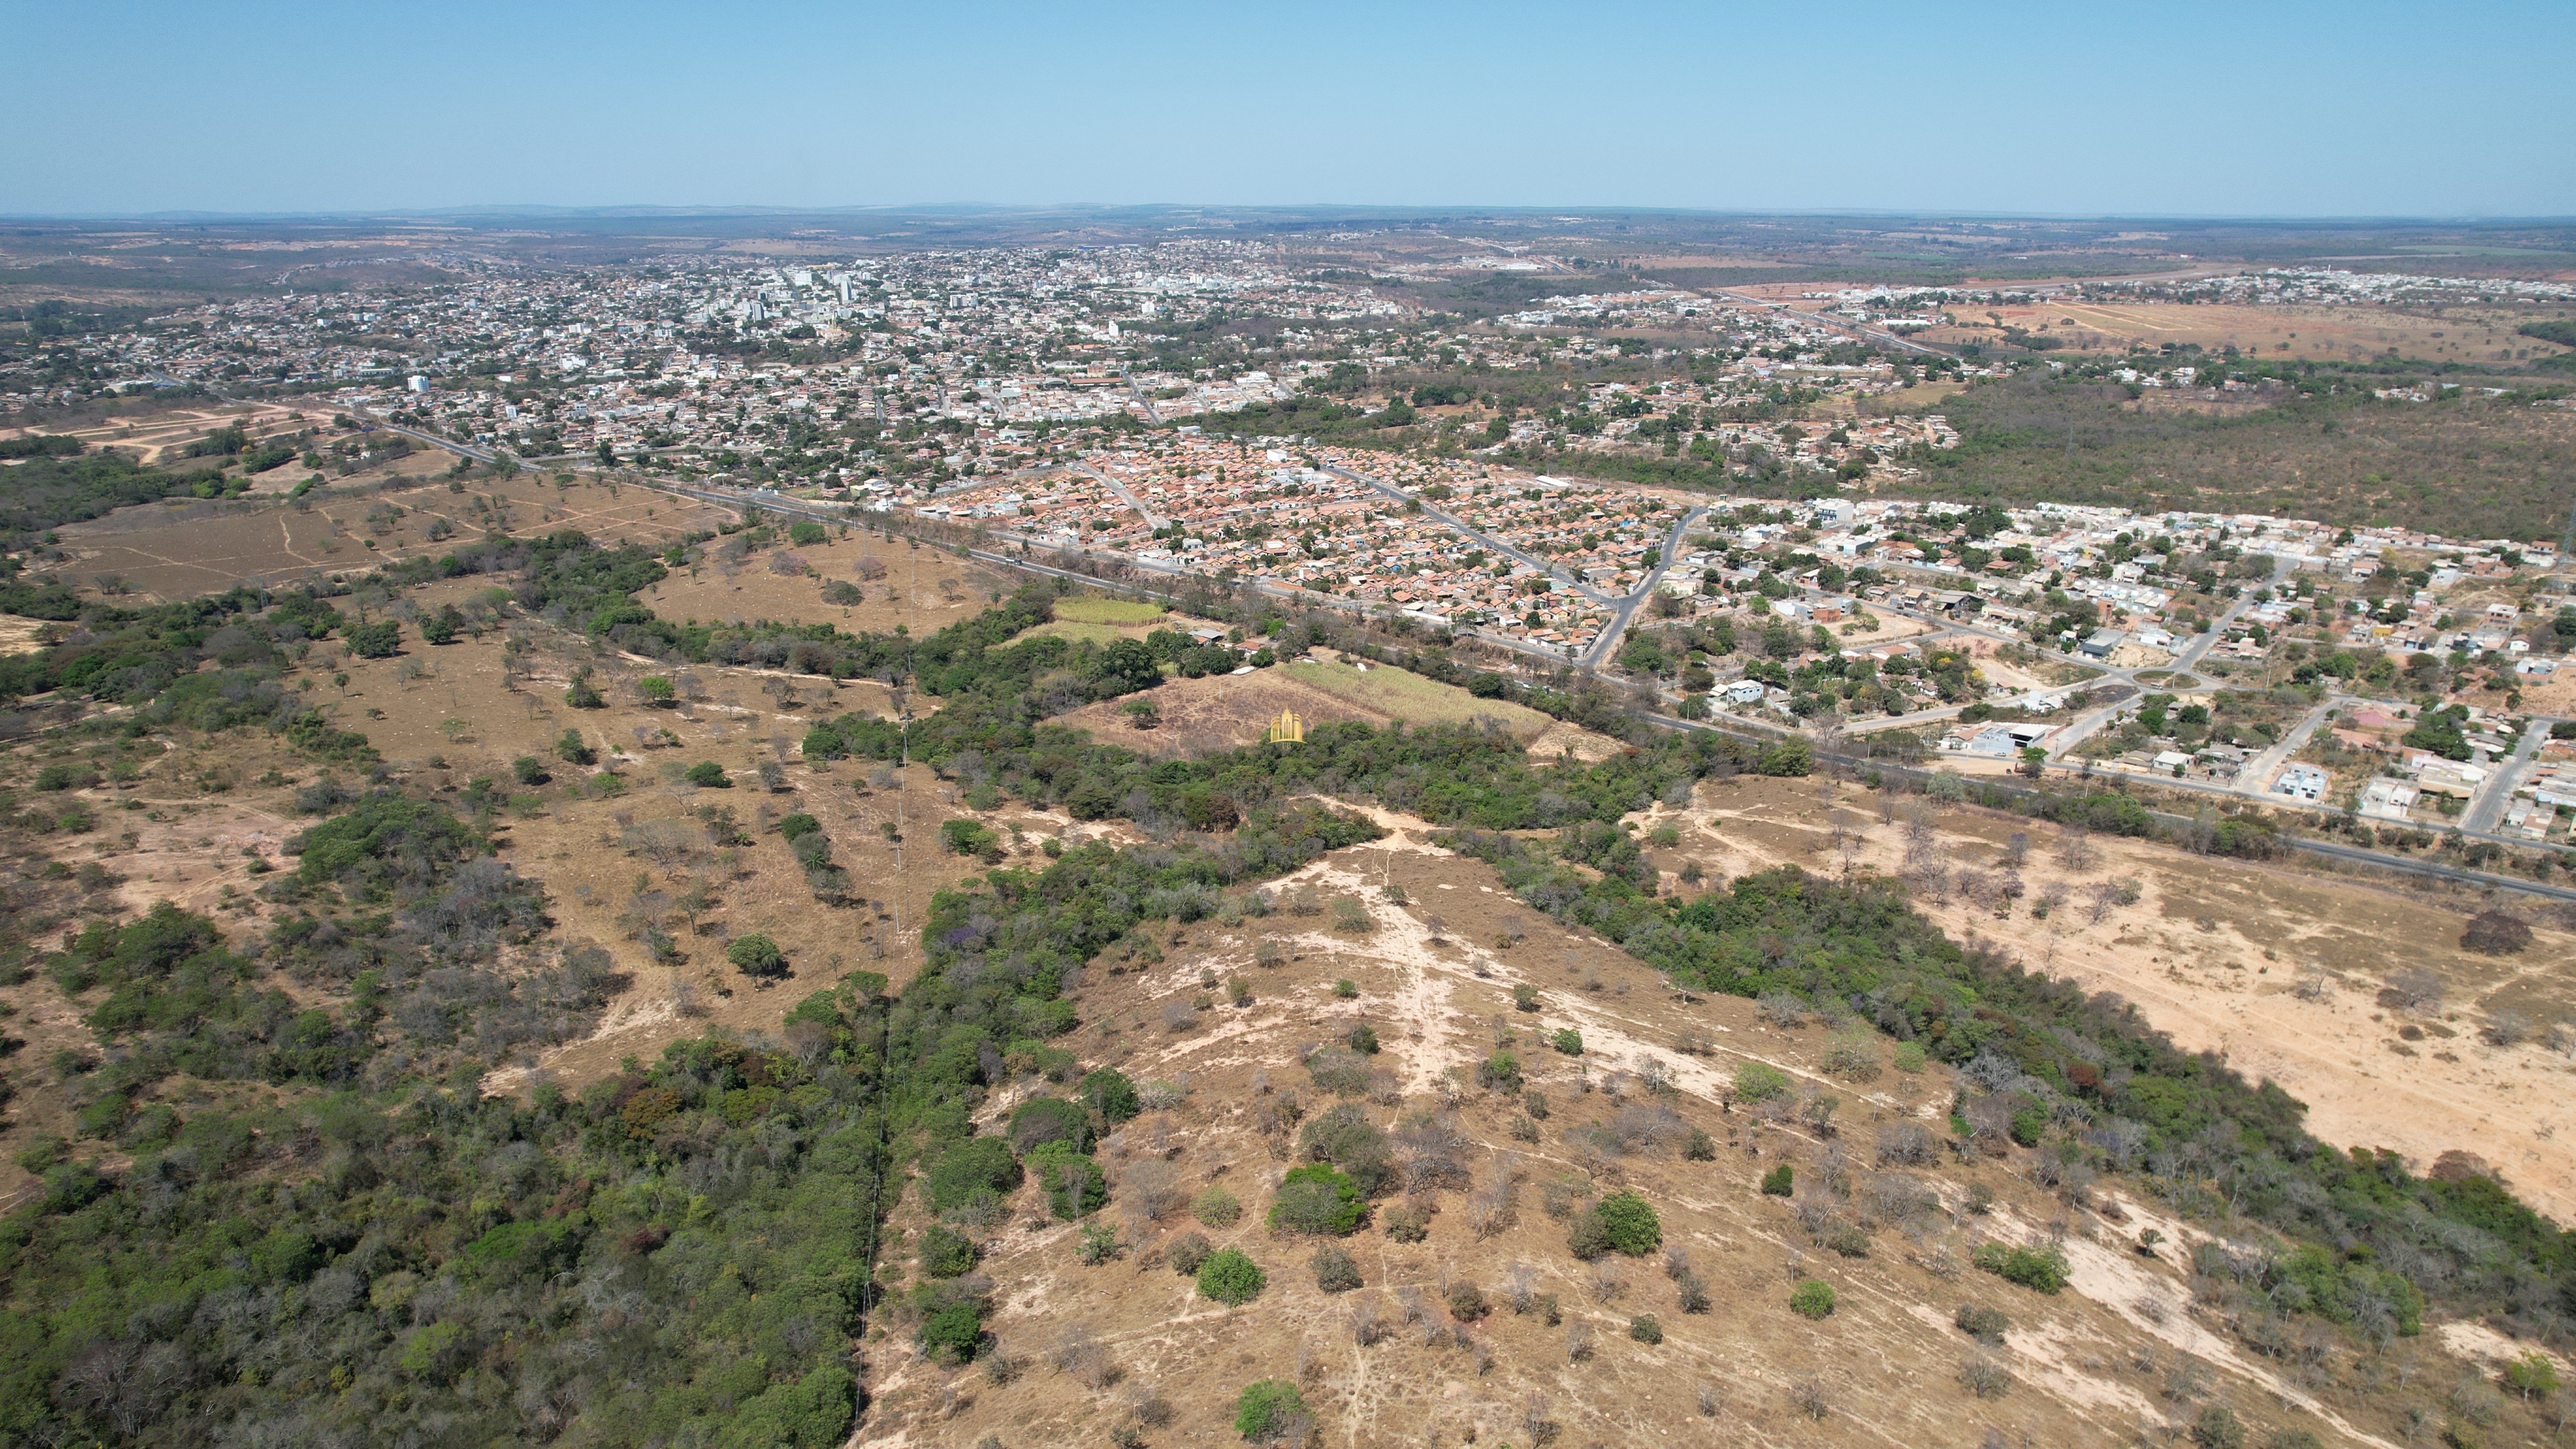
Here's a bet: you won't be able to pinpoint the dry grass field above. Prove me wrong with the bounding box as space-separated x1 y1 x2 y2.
1919 300 2568 365
36 474 735 602
1280 657 1556 739
642 528 1008 635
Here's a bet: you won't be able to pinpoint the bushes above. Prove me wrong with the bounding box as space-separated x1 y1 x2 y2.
1956 1303 2010 1344
1477 1052 1522 1092
1789 1280 1836 1319
1197 1248 1267 1307
1628 1313 1664 1344
684 761 732 788
1009 1096 1092 1155
1027 1140 1108 1219
1081 1067 1141 1125
926 1136 1023 1214
1972 1241 2069 1294
1732 1060 1790 1102
1312 1245 1362 1293
1761 1164 1795 1197
1269 1164 1366 1236
1233 1379 1308 1443
919 1301 984 1362
1570 1190 1661 1259
1595 1190 1661 1255
2462 910 2533 956
1192 1185 1242 1228
1550 1027 1584 1055
1298 1104 1397 1196
1169 1232 1213 1275
918 1224 980 1278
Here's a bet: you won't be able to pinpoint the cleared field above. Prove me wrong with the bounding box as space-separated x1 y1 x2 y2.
1052 594 1166 625
1921 299 2564 365
1052 667 1393 757
1281 656 1555 738
37 474 733 602
643 530 1005 635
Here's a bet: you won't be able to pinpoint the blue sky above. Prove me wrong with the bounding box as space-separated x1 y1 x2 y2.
6 0 2570 217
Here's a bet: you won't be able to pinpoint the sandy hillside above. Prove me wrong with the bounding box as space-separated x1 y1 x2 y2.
1647 775 2576 1223
858 808 2503 1449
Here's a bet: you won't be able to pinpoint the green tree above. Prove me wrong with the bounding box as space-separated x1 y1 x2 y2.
1594 1190 1662 1255
555 729 596 766
1197 1248 1267 1306
346 620 402 658
725 934 784 976
685 761 732 788
1233 1379 1309 1443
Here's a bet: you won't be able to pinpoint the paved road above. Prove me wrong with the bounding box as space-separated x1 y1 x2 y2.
2172 556 2291 674
2240 695 2343 796
1119 367 1162 426
2464 717 2556 835
1070 463 1170 530
1320 463 1609 602
1578 507 1710 668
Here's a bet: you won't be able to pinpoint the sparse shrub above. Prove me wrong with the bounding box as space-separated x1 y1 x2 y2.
1197 1248 1266 1307
1789 1280 1835 1319
1676 1272 1711 1314
1892 1041 1928 1072
1382 1203 1429 1243
1955 1303 2010 1345
1959 1354 2012 1399
1329 896 1374 934
1311 1246 1361 1294
1512 982 1541 1012
1683 1127 1716 1161
1733 1060 1790 1102
1233 1379 1309 1444
1551 1027 1584 1055
1522 1089 1549 1120
1271 1164 1365 1236
684 761 731 789
1168 1232 1212 1275
1628 1314 1663 1344
2190 1405 2245 1449
1788 1376 1830 1420
1476 1051 1521 1092
1076 1222 1123 1264
1192 1186 1241 1228
1972 1240 2070 1294
2503 1349 2561 1400
1761 1164 1794 1197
